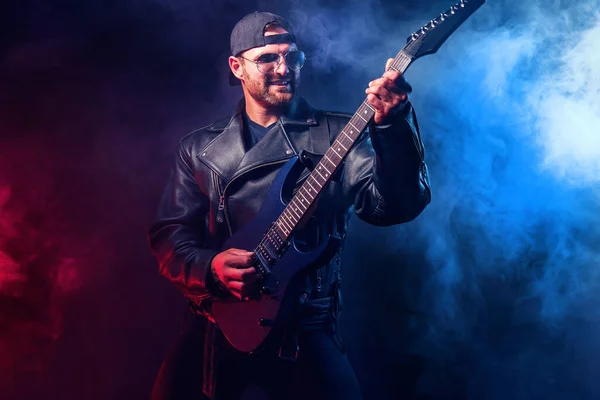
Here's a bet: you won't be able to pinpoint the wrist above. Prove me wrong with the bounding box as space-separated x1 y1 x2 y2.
205 256 227 296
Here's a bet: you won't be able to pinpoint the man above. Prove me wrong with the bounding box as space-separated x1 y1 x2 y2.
148 11 430 400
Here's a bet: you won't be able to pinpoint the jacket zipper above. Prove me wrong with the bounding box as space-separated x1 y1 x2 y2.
212 159 290 237
213 171 231 235
316 268 323 292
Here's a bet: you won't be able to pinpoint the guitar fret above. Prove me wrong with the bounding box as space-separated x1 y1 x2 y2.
316 159 331 174
285 209 297 225
357 113 368 123
306 179 317 195
295 201 307 214
286 212 297 230
280 213 292 230
363 102 375 113
342 131 352 141
275 222 286 238
323 153 337 168
301 185 315 201
280 215 293 231
347 125 358 137
361 103 372 115
319 163 332 175
315 166 327 181
277 221 289 236
309 175 323 188
349 120 362 131
288 202 302 219
329 150 341 162
293 195 307 211
298 189 310 204
334 140 347 152
312 175 324 188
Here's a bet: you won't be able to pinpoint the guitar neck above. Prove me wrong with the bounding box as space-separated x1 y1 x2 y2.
268 0 487 241
272 51 414 241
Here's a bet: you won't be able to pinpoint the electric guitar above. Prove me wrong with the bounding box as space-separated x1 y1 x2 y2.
211 0 486 353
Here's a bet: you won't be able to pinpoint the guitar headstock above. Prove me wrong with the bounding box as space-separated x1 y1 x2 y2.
404 0 485 60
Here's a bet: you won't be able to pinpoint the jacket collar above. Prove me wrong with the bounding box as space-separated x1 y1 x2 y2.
196 97 319 184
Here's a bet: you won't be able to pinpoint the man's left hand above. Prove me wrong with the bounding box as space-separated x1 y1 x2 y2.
365 58 412 125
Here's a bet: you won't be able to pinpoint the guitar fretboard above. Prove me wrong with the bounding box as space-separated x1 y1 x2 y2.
253 0 485 266
271 51 414 242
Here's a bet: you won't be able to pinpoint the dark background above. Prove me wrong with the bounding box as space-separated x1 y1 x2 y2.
2 0 600 399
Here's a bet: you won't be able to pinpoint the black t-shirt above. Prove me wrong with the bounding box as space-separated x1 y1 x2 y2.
242 113 277 150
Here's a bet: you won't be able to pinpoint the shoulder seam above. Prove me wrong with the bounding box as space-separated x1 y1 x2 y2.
324 111 352 118
179 115 234 143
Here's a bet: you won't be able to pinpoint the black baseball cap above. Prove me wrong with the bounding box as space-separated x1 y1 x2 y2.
229 11 297 86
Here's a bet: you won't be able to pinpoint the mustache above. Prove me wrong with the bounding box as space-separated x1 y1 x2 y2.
267 75 294 84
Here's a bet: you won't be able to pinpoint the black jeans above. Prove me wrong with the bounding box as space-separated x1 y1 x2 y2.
151 310 363 400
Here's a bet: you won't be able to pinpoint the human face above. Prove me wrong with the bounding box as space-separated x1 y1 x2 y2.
237 29 301 109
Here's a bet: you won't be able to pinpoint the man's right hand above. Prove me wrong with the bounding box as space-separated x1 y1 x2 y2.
211 248 260 300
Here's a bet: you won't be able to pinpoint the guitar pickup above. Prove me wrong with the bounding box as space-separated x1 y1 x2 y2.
252 253 272 280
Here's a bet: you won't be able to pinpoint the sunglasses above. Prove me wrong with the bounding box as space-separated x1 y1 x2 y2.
239 50 306 74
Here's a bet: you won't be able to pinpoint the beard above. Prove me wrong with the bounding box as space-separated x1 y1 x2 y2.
242 67 300 109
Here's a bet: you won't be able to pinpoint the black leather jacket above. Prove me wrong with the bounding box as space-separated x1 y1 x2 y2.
148 97 430 319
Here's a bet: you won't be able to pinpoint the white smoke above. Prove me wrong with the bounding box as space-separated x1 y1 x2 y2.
530 18 600 185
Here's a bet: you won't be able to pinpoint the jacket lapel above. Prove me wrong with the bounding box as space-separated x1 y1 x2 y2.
196 111 246 183
197 97 322 185
233 122 294 176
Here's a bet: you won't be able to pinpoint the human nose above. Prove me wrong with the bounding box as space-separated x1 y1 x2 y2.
273 54 288 75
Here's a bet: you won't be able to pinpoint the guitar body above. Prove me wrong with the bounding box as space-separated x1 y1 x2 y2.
211 157 341 353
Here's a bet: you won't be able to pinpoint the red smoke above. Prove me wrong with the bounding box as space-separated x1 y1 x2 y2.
0 142 89 395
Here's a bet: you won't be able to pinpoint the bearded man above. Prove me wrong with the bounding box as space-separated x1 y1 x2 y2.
148 11 431 400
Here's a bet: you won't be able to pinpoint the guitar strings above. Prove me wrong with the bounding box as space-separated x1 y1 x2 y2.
252 52 412 279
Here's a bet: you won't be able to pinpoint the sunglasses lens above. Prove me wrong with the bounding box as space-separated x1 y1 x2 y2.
254 51 306 73
286 51 305 71
257 53 279 63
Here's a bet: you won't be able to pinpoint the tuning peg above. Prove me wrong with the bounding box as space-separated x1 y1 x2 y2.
460 0 467 6
440 13 448 21
420 26 428 34
411 32 419 41
429 19 437 28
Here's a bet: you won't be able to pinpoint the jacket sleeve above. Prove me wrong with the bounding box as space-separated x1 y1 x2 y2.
342 102 431 226
147 139 223 303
